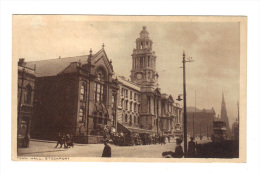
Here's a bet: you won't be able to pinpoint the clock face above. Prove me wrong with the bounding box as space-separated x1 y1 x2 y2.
137 74 142 80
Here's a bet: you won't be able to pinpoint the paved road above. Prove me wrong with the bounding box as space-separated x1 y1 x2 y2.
18 140 178 158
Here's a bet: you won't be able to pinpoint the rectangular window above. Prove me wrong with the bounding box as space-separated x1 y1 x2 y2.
134 93 136 101
121 99 124 108
94 83 104 103
126 90 128 98
134 103 136 112
130 102 132 111
121 88 124 96
130 91 132 99
148 97 151 113
80 83 86 101
125 101 128 110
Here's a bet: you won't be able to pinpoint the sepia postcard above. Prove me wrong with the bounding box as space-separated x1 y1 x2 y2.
12 15 247 162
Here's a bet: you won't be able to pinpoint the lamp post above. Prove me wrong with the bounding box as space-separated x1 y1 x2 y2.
182 51 193 157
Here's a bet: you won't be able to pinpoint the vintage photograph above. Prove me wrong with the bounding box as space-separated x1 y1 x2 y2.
12 15 246 162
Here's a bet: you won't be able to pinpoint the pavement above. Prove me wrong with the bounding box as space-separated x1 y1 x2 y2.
18 138 212 158
18 139 178 158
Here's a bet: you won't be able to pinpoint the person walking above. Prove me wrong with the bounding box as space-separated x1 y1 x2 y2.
187 137 196 158
102 140 111 157
55 133 63 148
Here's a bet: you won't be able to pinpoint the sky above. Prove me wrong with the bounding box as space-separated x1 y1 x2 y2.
13 15 240 127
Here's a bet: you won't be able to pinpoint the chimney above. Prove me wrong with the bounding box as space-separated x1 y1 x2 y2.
18 58 26 66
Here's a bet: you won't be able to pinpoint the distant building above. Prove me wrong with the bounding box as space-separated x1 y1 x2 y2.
220 93 231 138
232 119 239 140
186 107 216 138
17 58 36 147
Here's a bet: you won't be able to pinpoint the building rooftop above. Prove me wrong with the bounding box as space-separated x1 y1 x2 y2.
116 75 140 91
25 49 104 77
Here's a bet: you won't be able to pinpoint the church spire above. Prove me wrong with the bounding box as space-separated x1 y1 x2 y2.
220 92 231 137
222 92 225 104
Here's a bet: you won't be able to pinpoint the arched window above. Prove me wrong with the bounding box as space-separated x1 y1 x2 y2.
94 67 106 104
24 84 32 104
125 114 128 123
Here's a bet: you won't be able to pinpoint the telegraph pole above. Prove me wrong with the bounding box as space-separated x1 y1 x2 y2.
182 51 193 157
193 91 196 138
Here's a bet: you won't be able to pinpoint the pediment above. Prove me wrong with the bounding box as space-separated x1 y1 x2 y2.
90 49 114 75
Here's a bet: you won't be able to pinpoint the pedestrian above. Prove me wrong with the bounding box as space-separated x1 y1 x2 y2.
22 134 30 148
55 133 63 148
102 140 111 157
172 138 184 158
187 137 196 158
168 136 170 143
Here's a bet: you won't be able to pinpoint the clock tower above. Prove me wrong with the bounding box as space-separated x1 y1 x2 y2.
130 26 160 131
130 26 158 87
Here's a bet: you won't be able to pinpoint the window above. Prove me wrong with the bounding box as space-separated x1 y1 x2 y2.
130 91 132 99
148 97 151 113
130 102 132 111
134 103 137 112
138 105 140 113
148 56 150 67
134 93 136 101
125 90 128 98
80 83 86 101
121 99 124 108
121 88 124 96
24 84 32 104
79 108 84 122
130 115 132 124
140 57 143 68
134 116 136 124
112 94 115 108
125 114 128 122
125 100 128 110
94 83 104 103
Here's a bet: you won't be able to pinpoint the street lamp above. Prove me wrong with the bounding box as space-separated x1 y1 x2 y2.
181 51 194 158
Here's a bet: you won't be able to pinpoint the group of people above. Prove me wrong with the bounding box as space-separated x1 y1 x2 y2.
111 132 172 146
55 133 74 148
162 137 197 158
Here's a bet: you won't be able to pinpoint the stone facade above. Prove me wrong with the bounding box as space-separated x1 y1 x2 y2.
27 47 119 143
116 26 183 136
18 58 36 147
